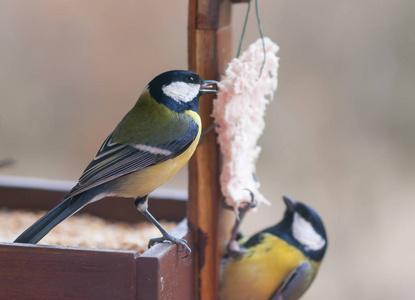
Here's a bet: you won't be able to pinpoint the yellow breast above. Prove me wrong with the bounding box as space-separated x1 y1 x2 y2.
112 110 201 198
220 234 316 300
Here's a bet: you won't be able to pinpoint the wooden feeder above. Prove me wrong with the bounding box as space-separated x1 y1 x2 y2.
0 184 193 299
0 0 239 299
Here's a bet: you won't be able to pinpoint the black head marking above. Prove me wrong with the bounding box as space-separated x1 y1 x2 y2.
263 196 328 261
147 70 203 113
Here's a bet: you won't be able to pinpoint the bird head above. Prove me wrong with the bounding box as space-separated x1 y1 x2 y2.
281 195 327 261
147 70 218 113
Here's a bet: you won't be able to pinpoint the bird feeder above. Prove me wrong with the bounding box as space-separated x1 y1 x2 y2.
0 1 236 299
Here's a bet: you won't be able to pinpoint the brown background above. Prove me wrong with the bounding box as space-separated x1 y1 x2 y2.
1 1 414 299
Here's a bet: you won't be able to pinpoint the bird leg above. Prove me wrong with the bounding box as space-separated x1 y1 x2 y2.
224 190 258 258
134 196 191 258
226 216 245 258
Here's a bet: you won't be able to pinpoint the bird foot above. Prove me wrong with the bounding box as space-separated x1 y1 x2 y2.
238 195 258 216
148 234 191 258
222 189 258 219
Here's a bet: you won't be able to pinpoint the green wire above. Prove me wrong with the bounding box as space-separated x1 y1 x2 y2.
236 0 266 78
236 0 251 58
255 0 266 78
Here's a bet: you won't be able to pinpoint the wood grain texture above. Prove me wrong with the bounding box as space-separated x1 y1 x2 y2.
196 0 219 29
188 1 233 299
137 221 195 300
188 29 221 300
215 17 237 259
0 243 137 300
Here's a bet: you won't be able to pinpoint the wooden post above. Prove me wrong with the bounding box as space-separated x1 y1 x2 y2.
187 0 234 299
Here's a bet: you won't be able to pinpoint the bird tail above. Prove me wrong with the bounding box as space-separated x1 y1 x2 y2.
14 195 89 244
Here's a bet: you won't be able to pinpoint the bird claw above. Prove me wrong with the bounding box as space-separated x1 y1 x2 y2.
148 234 191 258
237 189 258 215
222 189 258 213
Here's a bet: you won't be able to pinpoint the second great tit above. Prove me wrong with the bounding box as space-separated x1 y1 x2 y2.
14 70 218 256
220 195 327 300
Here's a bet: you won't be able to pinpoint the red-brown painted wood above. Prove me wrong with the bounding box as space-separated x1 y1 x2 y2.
0 182 192 299
187 1 233 299
0 243 137 299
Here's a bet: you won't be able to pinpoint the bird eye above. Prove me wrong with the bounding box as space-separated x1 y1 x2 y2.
187 76 196 83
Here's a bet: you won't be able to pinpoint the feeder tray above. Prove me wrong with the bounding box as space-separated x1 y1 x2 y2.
0 183 194 299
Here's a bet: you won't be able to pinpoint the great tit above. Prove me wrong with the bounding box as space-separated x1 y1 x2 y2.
220 195 327 300
14 70 218 256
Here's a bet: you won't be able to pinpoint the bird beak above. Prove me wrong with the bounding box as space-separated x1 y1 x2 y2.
282 195 296 212
199 80 219 95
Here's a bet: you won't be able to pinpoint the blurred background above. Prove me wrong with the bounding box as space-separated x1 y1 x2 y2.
1 0 414 299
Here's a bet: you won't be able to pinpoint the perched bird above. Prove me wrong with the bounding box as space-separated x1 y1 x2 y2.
220 195 327 300
14 70 218 256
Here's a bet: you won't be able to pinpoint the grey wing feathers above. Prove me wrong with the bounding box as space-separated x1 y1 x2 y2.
65 119 198 199
269 262 310 300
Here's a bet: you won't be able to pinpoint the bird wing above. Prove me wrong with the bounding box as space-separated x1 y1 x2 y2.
269 261 311 300
64 110 199 200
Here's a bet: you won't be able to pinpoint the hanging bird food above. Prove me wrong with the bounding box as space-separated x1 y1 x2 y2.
212 37 279 211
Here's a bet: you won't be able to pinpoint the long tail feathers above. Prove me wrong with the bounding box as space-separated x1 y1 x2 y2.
14 195 89 244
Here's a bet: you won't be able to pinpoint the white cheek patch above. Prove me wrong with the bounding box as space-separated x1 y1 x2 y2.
162 82 200 103
292 212 326 251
